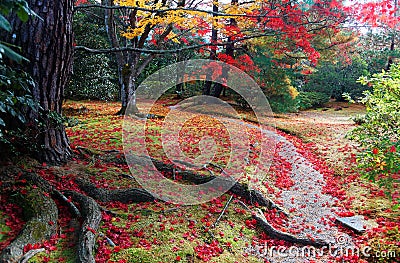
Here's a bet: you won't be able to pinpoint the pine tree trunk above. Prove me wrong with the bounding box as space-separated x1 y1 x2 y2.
6 0 73 163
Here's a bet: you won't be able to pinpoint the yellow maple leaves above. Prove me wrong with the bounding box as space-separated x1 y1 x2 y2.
114 0 263 40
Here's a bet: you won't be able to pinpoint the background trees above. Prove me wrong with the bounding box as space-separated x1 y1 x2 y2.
66 4 119 101
0 0 398 161
303 57 370 101
74 0 348 111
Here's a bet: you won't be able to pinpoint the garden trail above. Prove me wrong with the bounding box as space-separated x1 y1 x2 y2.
225 118 355 263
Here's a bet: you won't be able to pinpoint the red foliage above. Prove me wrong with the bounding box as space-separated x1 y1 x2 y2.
74 0 88 6
194 240 223 261
345 0 400 28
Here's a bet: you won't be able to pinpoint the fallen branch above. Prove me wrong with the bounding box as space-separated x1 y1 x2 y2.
98 233 116 247
212 195 233 228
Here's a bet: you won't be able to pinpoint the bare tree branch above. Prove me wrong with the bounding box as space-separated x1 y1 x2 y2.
74 3 286 18
74 32 279 54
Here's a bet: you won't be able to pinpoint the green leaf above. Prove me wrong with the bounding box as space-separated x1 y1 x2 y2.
0 117 5 127
6 106 17 117
0 102 5 113
0 43 28 63
16 6 29 22
0 14 11 32
16 113 26 123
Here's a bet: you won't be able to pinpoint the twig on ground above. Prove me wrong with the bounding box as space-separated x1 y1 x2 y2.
56 190 81 217
212 195 233 228
208 162 228 175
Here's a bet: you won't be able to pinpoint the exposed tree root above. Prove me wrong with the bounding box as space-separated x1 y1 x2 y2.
238 201 329 247
111 154 277 208
64 190 102 263
18 169 81 217
85 153 324 246
253 209 328 247
0 187 58 263
0 152 329 262
75 178 155 203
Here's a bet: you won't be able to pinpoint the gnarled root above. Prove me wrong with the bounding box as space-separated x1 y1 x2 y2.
64 190 102 263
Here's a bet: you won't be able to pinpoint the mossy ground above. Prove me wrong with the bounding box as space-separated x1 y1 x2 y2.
1 99 398 262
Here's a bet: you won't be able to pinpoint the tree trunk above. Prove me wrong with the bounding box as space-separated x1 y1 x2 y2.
5 0 73 163
202 1 218 96
211 0 237 98
103 0 133 115
386 0 398 71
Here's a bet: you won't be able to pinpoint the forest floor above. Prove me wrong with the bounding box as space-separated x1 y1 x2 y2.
0 98 399 263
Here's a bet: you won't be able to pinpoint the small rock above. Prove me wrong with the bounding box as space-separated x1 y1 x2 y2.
336 215 367 233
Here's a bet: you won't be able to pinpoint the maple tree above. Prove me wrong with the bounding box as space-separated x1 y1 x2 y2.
74 0 349 113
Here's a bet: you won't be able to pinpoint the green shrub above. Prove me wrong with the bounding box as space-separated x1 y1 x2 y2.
268 93 299 113
296 91 330 110
348 64 400 202
234 89 299 113
351 114 366 125
304 57 370 101
0 0 41 155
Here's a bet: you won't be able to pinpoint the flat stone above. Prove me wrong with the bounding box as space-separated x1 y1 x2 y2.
336 215 367 233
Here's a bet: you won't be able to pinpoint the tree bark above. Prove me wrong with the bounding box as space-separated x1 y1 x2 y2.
0 188 58 263
386 0 398 71
64 191 102 263
202 1 218 96
211 0 237 98
5 0 74 163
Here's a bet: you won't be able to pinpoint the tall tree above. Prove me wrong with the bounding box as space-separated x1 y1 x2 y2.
100 0 184 115
202 0 219 96
4 0 74 163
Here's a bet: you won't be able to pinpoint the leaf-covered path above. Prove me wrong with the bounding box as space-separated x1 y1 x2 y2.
229 119 356 262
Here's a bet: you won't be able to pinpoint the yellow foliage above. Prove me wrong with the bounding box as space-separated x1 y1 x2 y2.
114 0 264 40
288 85 299 99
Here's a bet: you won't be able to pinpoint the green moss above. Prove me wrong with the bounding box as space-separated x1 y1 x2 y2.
0 211 11 242
365 228 400 263
27 243 76 263
20 189 48 219
112 247 161 263
26 220 48 241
